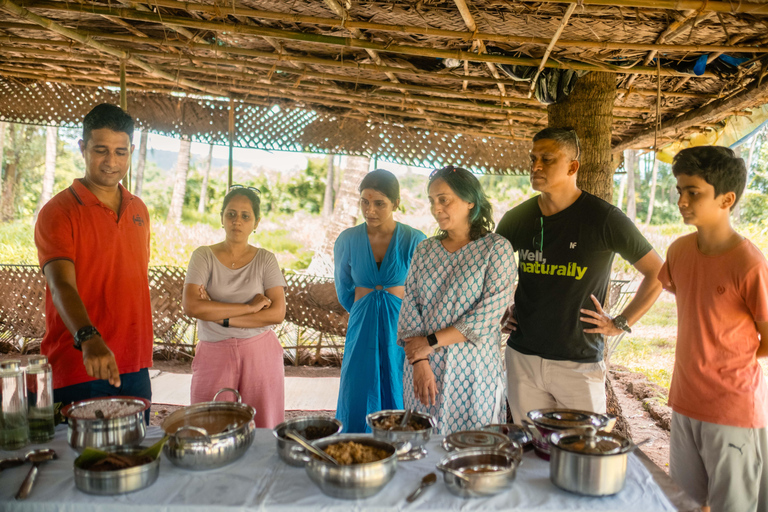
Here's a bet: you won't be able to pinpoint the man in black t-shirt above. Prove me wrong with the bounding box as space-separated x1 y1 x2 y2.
496 128 663 423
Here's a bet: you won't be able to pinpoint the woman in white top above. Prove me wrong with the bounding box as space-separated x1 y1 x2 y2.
182 186 287 428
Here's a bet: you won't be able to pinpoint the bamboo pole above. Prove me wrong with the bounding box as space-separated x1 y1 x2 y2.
227 97 234 190
510 0 768 15
527 3 577 99
96 0 768 53
120 59 130 189
18 1 718 78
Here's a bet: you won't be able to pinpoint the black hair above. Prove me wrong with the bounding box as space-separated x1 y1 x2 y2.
532 127 581 161
672 146 747 210
428 165 494 241
82 104 134 144
359 169 400 204
221 188 261 219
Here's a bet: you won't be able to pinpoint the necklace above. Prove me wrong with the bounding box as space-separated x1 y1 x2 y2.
228 248 249 268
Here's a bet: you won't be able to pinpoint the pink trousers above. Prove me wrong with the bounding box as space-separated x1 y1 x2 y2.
191 330 285 429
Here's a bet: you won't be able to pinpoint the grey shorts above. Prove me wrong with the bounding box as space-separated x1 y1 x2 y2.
670 412 768 512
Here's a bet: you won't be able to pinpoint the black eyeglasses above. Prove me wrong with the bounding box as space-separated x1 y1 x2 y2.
532 217 544 252
229 184 261 194
429 165 458 181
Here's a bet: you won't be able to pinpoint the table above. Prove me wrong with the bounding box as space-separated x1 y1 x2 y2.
0 426 700 511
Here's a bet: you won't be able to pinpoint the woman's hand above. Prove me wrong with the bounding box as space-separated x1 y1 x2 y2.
403 336 434 362
248 293 272 312
413 360 437 407
199 285 212 301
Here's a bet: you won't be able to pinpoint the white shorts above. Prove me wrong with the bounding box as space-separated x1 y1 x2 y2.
670 412 768 512
505 346 606 424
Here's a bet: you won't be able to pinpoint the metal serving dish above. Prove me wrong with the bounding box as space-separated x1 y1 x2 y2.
482 424 533 451
549 428 631 496
441 430 510 452
273 416 342 467
366 410 436 461
303 435 397 500
73 446 160 495
62 396 149 453
436 443 523 498
161 388 255 470
526 409 616 460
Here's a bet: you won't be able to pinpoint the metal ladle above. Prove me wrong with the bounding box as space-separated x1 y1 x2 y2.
406 472 437 502
15 448 57 500
285 431 339 465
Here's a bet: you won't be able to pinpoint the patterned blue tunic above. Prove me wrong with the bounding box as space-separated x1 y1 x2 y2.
398 233 516 435
334 222 426 433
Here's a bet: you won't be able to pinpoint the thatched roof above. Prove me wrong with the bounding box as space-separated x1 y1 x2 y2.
1 0 768 173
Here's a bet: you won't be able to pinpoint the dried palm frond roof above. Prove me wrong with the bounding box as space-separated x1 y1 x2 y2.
1 0 768 173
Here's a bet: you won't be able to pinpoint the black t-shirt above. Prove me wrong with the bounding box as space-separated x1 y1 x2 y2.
496 191 653 363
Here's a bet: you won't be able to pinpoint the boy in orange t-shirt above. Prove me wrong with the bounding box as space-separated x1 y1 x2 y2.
659 146 768 512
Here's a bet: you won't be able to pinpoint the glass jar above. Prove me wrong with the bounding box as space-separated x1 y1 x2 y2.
0 359 30 450
26 355 55 443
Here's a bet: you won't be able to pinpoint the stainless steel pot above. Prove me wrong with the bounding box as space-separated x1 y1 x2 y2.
73 446 160 495
548 428 630 496
366 410 436 461
303 435 397 500
62 397 149 453
436 443 523 498
161 388 255 470
526 409 616 460
273 416 342 467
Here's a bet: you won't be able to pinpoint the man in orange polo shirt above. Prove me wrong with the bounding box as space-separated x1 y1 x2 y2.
35 103 153 419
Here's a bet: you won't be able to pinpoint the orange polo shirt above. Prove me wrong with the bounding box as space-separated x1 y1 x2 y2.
659 233 768 429
35 179 153 389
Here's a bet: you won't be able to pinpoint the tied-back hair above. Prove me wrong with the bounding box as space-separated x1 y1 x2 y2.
359 169 400 204
221 188 261 219
429 165 494 241
672 146 747 210
532 127 581 161
82 103 134 144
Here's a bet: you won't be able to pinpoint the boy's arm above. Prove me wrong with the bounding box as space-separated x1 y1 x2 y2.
756 321 768 359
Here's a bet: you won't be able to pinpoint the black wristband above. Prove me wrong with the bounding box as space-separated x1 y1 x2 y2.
427 333 439 347
73 325 100 351
411 358 429 365
223 318 230 328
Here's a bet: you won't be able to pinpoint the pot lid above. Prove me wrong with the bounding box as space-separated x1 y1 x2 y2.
442 430 509 451
527 408 604 429
553 427 629 455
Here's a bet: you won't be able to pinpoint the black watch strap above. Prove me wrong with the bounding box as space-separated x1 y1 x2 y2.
612 314 632 333
223 318 230 328
74 325 100 351
427 333 439 347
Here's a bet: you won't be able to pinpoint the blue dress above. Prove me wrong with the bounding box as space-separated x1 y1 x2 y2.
334 222 426 433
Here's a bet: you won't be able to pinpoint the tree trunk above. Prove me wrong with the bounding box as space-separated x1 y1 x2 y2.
644 156 659 226
322 153 335 218
625 150 637 222
133 130 148 197
198 143 214 214
34 126 58 221
167 136 192 224
547 71 615 201
0 122 6 175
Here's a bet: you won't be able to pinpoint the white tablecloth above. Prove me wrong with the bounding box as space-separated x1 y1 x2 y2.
0 425 693 511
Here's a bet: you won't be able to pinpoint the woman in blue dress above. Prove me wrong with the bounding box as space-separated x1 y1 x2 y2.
399 165 515 434
334 169 426 433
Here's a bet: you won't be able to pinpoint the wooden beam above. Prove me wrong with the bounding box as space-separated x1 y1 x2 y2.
14 1 719 78
613 78 768 152
512 0 768 14
527 3 577 98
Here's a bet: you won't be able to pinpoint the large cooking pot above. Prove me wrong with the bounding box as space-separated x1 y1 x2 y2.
436 443 523 498
62 397 150 453
526 408 616 460
548 427 632 496
161 388 255 470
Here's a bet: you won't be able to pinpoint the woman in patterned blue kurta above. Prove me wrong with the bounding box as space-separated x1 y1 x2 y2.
399 166 515 435
334 170 426 433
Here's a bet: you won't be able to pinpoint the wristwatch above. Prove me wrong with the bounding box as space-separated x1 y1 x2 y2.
427 333 439 347
74 325 100 351
612 315 632 334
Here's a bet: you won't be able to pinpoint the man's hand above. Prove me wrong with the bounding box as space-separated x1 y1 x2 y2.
82 336 121 387
580 294 623 336
501 305 517 334
248 293 272 312
403 336 434 362
413 360 437 407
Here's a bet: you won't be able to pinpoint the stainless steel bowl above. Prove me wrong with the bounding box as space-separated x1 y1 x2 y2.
304 435 397 500
436 444 523 498
273 416 343 467
366 410 436 461
73 446 160 495
161 388 256 470
62 397 149 453
548 429 629 496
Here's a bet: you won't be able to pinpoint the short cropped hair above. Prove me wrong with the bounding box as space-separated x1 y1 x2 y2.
82 104 134 145
359 169 400 204
532 127 581 161
428 165 494 241
672 146 747 210
221 188 261 219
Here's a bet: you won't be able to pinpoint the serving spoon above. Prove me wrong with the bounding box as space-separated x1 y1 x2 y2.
285 431 339 465
406 472 437 502
15 448 57 500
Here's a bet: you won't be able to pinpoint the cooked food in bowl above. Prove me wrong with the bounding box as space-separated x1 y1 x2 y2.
79 453 154 472
68 400 146 419
322 441 390 465
299 425 339 441
460 465 508 475
372 413 429 432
